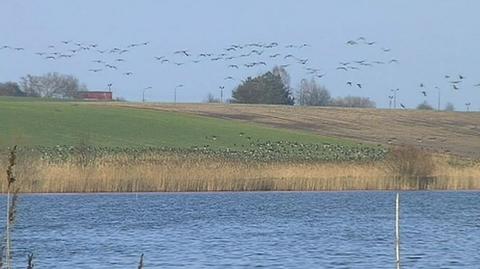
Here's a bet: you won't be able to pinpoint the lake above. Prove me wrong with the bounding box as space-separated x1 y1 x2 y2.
4 192 480 268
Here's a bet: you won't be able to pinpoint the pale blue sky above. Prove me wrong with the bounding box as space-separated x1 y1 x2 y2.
1 0 479 110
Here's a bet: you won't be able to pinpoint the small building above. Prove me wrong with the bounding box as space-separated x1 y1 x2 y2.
76 91 112 101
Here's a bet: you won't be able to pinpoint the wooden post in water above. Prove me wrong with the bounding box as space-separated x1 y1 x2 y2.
395 193 401 269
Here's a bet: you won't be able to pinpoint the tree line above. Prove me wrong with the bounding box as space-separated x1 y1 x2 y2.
226 66 375 108
0 73 87 98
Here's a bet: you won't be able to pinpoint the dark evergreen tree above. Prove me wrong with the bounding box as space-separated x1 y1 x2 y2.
232 71 294 105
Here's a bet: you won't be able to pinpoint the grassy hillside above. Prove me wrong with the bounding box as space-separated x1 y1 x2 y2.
0 97 352 150
115 103 480 158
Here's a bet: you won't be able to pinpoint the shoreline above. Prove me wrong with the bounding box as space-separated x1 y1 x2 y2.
3 189 480 195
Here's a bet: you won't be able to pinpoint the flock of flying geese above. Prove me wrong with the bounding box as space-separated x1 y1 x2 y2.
0 37 477 109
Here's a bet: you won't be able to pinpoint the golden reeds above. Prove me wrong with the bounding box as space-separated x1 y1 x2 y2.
0 152 478 193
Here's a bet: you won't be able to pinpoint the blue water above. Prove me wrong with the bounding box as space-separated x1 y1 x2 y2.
3 192 479 268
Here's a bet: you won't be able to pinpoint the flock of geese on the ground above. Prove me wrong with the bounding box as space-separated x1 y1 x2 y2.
0 37 477 109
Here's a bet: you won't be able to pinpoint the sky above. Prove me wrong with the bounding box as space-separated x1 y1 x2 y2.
1 0 479 110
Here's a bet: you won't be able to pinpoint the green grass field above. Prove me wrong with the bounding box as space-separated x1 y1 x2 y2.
0 97 352 150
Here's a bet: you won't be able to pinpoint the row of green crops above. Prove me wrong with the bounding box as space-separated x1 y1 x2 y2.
7 141 387 165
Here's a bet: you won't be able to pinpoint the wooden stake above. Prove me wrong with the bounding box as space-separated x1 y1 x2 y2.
396 193 401 269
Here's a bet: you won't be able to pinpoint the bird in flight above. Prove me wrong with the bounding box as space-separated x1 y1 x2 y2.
389 59 399 64
228 64 239 69
346 40 357 45
336 66 348 71
155 56 166 60
400 103 406 109
316 73 326 79
473 83 480 87
381 47 391 52
346 81 353 86
421 91 427 96
459 74 465 80
453 84 459 90
105 64 118 70
356 83 362 88
270 53 281 58
224 76 235 80
88 69 102 73
123 72 134 76
298 59 308 65
174 50 190 56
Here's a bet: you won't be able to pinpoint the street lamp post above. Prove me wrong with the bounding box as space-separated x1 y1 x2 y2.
388 95 394 109
391 88 400 109
174 84 184 104
142 86 152 103
219 86 225 103
435 86 441 111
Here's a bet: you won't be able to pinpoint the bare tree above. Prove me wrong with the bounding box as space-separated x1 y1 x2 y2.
19 73 85 98
272 66 291 89
204 93 220 103
331 96 376 108
0 82 25 96
416 101 434 110
296 78 331 106
444 102 455 112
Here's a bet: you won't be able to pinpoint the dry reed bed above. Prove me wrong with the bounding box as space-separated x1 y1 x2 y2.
1 154 479 193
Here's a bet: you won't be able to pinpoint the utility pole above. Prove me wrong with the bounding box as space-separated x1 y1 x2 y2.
174 84 184 104
388 95 394 109
466 102 471 112
142 86 152 103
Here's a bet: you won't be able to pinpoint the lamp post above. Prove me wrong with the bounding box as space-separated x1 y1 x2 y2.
142 86 152 103
388 95 394 109
391 88 400 109
435 86 441 111
219 86 225 103
174 84 184 104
